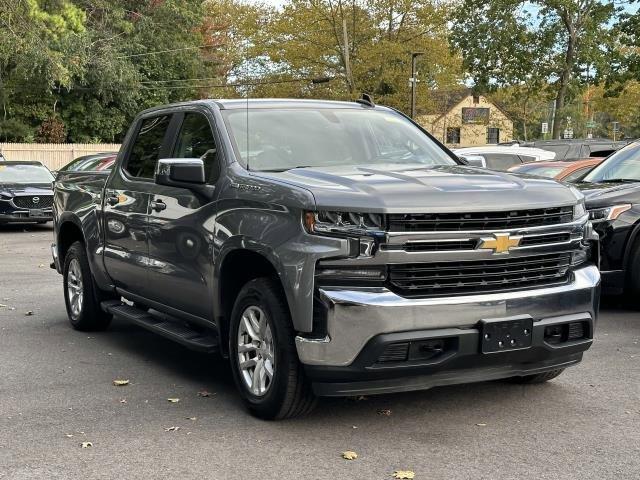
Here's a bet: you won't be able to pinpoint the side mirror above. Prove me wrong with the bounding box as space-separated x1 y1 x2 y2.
458 154 486 168
155 158 215 200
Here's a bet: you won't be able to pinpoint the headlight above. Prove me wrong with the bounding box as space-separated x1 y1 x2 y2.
573 200 587 220
588 204 632 223
304 211 384 236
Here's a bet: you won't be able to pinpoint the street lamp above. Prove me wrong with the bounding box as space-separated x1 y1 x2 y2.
410 52 424 118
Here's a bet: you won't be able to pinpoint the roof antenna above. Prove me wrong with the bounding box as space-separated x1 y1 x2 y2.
356 92 375 108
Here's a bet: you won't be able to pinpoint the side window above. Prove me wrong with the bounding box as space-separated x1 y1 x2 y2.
174 112 219 183
125 115 171 179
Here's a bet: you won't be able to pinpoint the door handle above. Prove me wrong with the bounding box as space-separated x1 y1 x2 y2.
106 195 119 206
150 199 166 212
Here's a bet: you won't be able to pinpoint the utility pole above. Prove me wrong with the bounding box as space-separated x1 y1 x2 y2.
342 18 354 94
410 52 424 118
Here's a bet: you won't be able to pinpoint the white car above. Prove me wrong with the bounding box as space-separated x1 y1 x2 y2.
454 146 556 171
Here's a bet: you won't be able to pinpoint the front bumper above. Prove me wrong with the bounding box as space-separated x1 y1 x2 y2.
296 264 600 395
0 210 53 223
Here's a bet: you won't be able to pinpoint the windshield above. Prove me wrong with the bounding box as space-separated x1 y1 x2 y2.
222 108 456 171
583 142 640 183
0 164 54 184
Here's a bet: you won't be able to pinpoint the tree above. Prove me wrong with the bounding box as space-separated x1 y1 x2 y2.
450 0 618 139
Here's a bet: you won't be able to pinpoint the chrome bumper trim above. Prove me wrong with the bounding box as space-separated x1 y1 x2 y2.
295 264 600 366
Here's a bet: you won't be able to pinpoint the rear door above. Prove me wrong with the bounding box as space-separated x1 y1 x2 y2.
145 109 221 320
103 114 173 297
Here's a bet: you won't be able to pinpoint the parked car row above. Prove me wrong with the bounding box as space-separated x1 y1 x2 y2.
0 152 118 226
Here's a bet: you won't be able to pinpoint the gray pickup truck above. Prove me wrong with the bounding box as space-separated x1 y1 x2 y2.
52 99 600 419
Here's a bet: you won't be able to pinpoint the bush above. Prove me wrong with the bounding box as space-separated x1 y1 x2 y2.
0 119 34 142
35 116 67 143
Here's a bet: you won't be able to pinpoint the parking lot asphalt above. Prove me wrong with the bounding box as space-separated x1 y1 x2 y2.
0 225 639 480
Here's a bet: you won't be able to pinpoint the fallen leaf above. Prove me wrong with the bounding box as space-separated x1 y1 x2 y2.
167 398 180 403
25 311 34 316
113 379 129 386
38 264 44 268
119 399 127 404
0 304 6 308
164 426 180 432
81 442 93 449
197 390 213 397
393 471 415 479
186 417 197 421
377 409 392 416
65 434 74 438
342 451 358 460
475 423 487 427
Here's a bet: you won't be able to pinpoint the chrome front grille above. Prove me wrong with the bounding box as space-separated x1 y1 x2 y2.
388 252 573 297
387 206 574 232
12 195 53 209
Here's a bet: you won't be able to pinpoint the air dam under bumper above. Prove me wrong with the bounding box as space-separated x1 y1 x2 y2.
296 264 600 396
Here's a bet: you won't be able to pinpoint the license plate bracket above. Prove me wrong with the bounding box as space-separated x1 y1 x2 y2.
481 316 533 353
29 209 45 217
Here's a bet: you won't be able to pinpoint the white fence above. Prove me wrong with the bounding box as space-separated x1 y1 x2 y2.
0 143 121 170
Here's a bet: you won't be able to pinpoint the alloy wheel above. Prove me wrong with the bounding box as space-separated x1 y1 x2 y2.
67 258 84 318
237 305 275 396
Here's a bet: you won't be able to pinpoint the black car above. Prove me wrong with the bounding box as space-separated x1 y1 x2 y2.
0 161 55 225
577 141 640 295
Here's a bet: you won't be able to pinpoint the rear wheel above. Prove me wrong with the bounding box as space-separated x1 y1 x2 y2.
624 240 640 304
508 368 565 384
63 241 112 331
229 277 316 420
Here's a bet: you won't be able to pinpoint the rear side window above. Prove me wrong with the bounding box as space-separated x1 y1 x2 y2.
173 112 219 183
125 115 171 179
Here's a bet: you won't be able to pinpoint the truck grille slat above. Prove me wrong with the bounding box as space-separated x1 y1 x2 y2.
388 206 573 232
388 253 572 297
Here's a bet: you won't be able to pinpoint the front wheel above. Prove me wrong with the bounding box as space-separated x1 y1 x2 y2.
63 241 112 331
229 277 316 420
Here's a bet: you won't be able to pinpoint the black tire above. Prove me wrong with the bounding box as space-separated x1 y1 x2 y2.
63 241 112 331
229 277 317 420
624 240 640 303
508 368 565 384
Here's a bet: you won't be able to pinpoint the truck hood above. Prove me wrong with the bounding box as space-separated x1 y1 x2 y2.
576 180 640 209
255 164 579 212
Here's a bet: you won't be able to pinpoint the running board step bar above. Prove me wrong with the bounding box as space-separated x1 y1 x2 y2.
101 301 218 353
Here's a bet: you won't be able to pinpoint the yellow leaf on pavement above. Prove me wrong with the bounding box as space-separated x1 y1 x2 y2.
113 379 129 386
393 471 415 479
342 451 358 460
167 398 180 403
81 442 93 448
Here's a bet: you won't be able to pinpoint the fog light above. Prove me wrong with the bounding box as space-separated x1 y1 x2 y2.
544 325 564 344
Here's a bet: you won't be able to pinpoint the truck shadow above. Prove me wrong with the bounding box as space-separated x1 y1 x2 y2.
89 316 574 424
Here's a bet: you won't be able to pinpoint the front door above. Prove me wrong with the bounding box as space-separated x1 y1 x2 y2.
103 114 173 298
145 110 221 320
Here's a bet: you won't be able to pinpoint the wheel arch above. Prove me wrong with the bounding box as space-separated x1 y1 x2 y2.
215 247 289 356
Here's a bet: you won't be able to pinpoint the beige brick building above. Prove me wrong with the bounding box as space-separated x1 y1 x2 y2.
417 92 513 148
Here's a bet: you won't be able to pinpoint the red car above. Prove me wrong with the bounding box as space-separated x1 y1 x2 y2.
508 157 604 182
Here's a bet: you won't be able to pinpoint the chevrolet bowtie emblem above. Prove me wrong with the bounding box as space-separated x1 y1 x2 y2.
479 233 522 253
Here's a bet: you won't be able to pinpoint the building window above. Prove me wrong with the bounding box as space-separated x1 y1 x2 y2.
487 127 500 144
446 127 461 144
